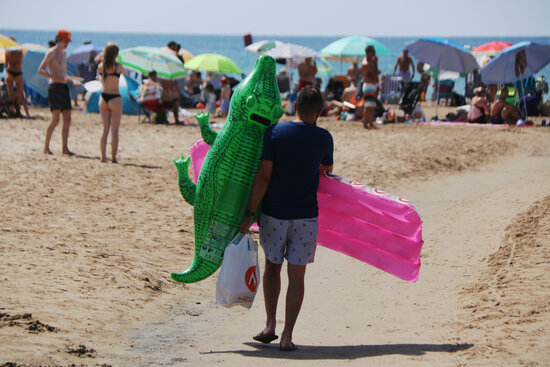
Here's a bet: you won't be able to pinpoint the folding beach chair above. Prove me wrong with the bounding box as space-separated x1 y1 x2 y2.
380 74 402 104
433 79 454 105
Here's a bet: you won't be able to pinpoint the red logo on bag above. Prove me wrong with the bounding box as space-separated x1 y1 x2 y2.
245 266 258 292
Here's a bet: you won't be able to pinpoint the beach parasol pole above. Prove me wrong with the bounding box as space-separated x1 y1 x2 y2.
435 60 441 119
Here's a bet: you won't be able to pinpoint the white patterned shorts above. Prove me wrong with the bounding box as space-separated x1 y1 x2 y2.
258 212 318 266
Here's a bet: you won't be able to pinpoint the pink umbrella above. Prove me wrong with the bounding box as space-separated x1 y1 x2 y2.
472 41 513 57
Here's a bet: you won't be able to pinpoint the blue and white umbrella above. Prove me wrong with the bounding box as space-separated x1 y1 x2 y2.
407 37 478 117
480 41 550 84
68 43 104 65
480 41 550 118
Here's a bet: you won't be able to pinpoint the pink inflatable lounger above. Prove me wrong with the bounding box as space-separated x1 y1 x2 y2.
190 140 423 282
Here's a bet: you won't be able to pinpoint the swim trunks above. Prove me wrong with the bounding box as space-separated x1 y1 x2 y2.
362 83 377 107
220 98 230 114
298 79 313 92
398 71 411 83
48 83 72 111
258 212 318 266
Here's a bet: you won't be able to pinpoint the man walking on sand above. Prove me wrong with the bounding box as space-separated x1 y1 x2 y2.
239 86 334 352
39 29 81 155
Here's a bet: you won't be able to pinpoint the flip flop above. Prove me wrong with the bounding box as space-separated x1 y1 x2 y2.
280 342 298 352
253 333 278 344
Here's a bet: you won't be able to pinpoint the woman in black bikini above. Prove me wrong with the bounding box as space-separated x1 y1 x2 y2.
98 42 124 163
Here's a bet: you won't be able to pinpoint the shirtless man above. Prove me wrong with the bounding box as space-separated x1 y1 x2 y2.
5 46 30 117
361 45 380 129
347 62 361 86
38 30 81 155
489 87 521 124
297 57 317 92
393 49 415 83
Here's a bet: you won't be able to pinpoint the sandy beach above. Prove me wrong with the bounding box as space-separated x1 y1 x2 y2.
1 102 549 366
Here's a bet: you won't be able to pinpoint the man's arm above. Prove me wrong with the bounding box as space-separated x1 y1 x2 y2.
238 160 273 233
37 51 55 81
410 58 415 80
393 57 399 73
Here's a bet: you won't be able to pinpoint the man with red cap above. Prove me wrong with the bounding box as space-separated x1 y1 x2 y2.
39 29 81 155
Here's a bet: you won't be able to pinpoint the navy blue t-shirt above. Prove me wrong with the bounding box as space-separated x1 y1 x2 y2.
261 121 334 220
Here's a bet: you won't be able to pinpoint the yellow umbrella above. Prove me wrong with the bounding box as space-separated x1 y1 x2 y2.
178 48 194 63
0 34 19 49
0 34 20 64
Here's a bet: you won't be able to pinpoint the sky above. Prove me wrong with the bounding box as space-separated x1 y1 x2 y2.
2 0 550 37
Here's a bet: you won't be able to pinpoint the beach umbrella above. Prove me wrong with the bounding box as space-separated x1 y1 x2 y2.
316 58 334 78
68 43 104 65
320 36 393 63
22 49 82 99
245 40 286 54
264 42 319 65
0 34 19 49
118 46 186 80
480 41 550 118
184 53 242 75
178 48 194 63
406 37 478 117
472 41 513 58
0 34 21 63
480 41 550 84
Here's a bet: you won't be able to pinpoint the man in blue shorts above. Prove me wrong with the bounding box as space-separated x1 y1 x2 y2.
239 86 334 351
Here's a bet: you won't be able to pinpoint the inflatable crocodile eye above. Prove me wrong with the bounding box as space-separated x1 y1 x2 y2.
272 106 283 120
246 95 256 107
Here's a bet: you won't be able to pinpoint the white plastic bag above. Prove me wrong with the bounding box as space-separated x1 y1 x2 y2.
216 233 260 309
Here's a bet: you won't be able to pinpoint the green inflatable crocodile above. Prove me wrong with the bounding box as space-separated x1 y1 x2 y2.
171 55 283 283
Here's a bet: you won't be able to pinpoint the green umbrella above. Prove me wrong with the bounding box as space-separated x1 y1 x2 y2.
184 53 242 75
118 46 186 80
321 36 393 63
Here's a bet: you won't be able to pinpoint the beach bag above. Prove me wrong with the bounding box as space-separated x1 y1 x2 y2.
216 233 260 309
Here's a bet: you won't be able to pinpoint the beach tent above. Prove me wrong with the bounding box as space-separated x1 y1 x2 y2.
85 75 140 115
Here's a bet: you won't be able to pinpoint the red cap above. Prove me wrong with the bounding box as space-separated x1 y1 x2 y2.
56 29 72 43
221 76 228 84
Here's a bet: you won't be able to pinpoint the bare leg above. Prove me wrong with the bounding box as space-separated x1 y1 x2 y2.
5 74 20 116
61 110 73 155
280 263 306 350
363 106 376 128
14 76 30 117
257 259 282 337
109 97 123 163
44 110 61 154
502 106 521 123
99 97 112 162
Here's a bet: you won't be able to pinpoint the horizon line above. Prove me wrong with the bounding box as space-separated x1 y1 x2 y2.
2 27 550 39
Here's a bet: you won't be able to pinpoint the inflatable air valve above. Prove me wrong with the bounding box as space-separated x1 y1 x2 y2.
171 55 283 284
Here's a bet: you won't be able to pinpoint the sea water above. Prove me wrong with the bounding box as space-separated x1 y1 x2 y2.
2 29 550 98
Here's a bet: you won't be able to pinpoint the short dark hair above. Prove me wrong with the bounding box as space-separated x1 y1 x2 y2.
148 70 157 78
365 45 375 54
296 86 323 119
